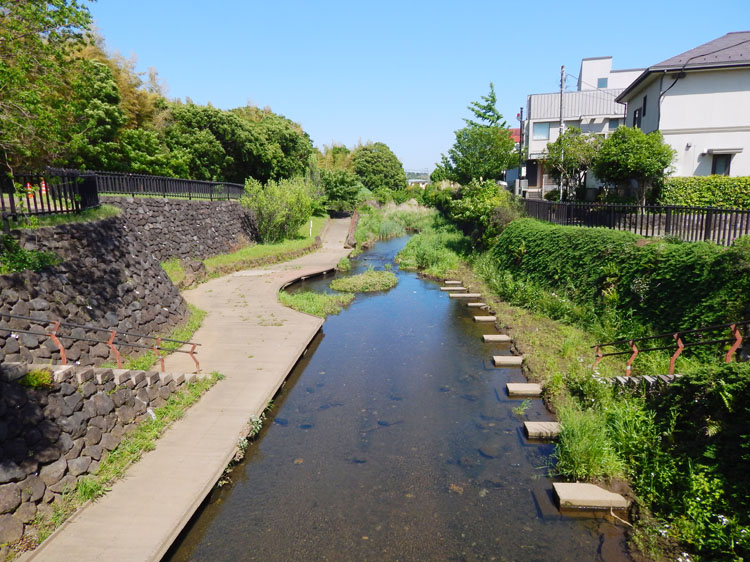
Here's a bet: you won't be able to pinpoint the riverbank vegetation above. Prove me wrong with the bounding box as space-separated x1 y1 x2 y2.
329 268 398 292
391 176 750 560
278 291 354 317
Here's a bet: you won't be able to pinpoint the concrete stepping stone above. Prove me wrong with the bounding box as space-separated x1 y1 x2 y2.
449 293 482 299
524 421 561 439
444 280 462 285
493 355 523 367
506 383 541 396
553 482 629 509
466 302 487 307
440 286 467 291
483 334 511 342
474 315 496 322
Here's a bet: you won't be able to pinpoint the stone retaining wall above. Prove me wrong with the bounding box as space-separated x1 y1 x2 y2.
102 196 257 261
0 215 188 366
0 363 205 546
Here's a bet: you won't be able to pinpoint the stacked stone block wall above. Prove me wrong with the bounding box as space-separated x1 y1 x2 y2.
0 363 204 546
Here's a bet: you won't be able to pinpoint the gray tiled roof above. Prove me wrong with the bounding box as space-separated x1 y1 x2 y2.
652 31 750 70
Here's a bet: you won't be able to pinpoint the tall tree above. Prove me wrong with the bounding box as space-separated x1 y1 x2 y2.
0 0 93 172
351 142 407 193
437 84 515 185
544 127 602 199
592 126 675 203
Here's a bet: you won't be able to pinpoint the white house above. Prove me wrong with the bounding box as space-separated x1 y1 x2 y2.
616 31 750 177
523 57 642 198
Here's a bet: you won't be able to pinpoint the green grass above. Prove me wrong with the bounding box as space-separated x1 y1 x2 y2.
161 257 186 286
18 368 53 389
278 290 354 317
5 204 121 230
329 269 398 292
29 372 223 546
101 304 206 371
202 215 327 274
354 207 436 249
336 257 351 272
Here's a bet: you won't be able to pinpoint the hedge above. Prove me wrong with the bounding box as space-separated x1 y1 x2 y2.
490 219 750 334
658 176 750 209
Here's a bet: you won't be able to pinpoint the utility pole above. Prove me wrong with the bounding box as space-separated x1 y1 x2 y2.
516 107 524 197
559 65 566 199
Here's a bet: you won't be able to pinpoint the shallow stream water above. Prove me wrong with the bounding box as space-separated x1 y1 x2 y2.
166 236 630 561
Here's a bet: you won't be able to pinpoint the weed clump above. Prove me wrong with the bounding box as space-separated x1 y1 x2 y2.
329 269 397 292
19 368 53 388
278 290 354 317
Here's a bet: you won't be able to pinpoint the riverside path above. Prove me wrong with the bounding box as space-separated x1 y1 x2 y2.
27 218 353 562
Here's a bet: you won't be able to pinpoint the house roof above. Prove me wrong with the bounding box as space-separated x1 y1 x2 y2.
616 31 750 102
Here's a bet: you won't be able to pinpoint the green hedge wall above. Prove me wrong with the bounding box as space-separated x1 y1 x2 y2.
491 219 750 334
658 176 750 209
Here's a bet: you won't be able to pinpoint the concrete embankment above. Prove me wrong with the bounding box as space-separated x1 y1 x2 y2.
27 218 352 562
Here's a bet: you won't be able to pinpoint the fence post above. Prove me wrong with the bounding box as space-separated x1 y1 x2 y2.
665 207 672 236
703 209 714 242
566 202 572 225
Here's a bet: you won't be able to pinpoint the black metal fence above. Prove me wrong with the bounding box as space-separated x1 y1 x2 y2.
523 199 750 246
1 169 99 223
83 169 245 200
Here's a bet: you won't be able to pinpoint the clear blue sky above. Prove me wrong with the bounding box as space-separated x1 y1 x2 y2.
88 0 749 172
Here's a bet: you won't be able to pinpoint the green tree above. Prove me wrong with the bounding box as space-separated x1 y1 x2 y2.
320 168 363 212
437 84 515 185
544 127 602 199
592 126 675 203
241 177 313 242
351 142 407 193
0 0 93 173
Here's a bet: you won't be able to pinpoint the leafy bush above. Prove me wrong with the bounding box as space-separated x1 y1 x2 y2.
0 235 59 274
448 179 521 247
657 176 750 209
396 224 468 277
320 168 363 212
241 177 313 242
543 189 560 201
488 219 750 337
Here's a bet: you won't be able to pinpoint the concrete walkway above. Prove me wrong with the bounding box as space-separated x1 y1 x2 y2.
29 219 353 562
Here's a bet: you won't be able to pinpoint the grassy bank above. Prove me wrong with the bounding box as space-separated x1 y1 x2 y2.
161 215 327 286
4 204 121 230
394 217 750 561
353 206 435 253
278 290 354 317
24 373 223 553
329 268 398 292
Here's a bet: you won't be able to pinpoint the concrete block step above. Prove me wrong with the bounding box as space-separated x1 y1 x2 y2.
483 334 511 342
553 482 629 510
449 293 482 299
440 286 466 292
444 280 462 285
473 316 496 322
493 355 523 367
524 421 561 439
466 302 487 307
506 383 542 396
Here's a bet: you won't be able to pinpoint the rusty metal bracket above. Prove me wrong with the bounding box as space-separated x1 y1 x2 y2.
625 340 639 376
593 345 603 370
47 321 67 365
669 332 684 375
189 343 200 374
107 330 123 369
153 337 165 372
726 323 743 363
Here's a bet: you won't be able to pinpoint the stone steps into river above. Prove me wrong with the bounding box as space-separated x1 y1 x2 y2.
449 293 482 299
493 355 523 367
524 421 561 439
506 382 542 396
440 286 467 292
444 280 462 285
483 334 511 342
466 302 487 308
473 315 496 322
553 482 629 510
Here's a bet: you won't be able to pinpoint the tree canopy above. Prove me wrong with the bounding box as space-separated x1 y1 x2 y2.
544 127 602 198
435 84 515 185
592 126 675 203
351 142 407 193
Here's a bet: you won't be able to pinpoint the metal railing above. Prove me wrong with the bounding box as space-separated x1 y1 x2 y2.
523 199 750 246
0 312 201 373
593 320 747 376
1 170 99 224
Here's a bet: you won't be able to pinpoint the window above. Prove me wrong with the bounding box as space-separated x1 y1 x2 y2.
633 108 642 128
712 154 731 176
532 122 550 140
642 95 647 117
609 118 620 130
597 77 608 88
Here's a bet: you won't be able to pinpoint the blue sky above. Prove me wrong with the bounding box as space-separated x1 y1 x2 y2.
88 0 750 172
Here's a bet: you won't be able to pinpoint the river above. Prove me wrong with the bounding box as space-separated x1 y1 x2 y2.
166 236 630 561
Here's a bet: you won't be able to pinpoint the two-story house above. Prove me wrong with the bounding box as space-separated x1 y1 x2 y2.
616 31 750 177
523 57 642 198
